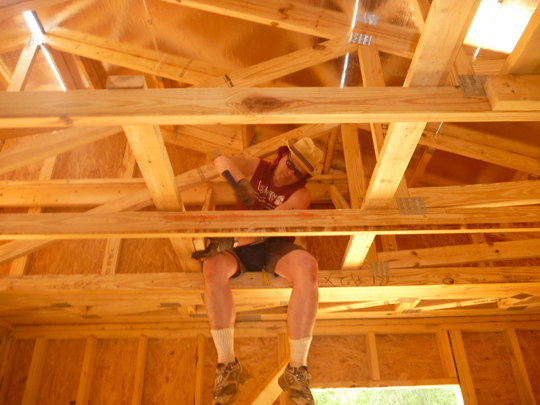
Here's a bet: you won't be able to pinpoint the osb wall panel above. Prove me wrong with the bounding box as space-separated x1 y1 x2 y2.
309 335 370 382
0 134 46 182
5 339 35 405
117 238 182 274
376 334 444 380
36 339 86 405
89 339 138 405
517 330 540 405
166 143 206 176
203 337 279 405
462 332 521 405
142 338 198 405
53 133 127 179
307 236 349 270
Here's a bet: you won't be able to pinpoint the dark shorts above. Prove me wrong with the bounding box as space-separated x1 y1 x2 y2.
227 237 305 278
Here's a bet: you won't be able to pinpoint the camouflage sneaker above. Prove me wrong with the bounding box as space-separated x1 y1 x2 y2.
278 364 315 405
212 359 251 405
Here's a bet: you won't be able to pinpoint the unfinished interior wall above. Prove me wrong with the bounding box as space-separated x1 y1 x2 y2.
2 322 539 405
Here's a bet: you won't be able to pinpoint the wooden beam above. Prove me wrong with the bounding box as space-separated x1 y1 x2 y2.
2 85 540 128
0 175 348 208
418 128 540 176
503 328 537 405
162 126 242 156
448 330 477 405
366 331 380 381
329 185 350 210
43 34 224 85
117 77 198 271
485 75 540 111
21 337 48 405
160 0 419 58
75 336 98 405
322 126 339 175
248 358 289 405
378 239 540 269
0 35 28 54
436 329 457 378
7 36 39 93
1 207 540 240
411 0 430 33
407 146 435 187
0 123 335 265
9 156 57 276
500 4 540 74
0 0 69 22
0 126 122 176
131 336 148 405
101 142 137 275
410 180 540 208
194 334 205 405
196 36 357 88
0 337 19 405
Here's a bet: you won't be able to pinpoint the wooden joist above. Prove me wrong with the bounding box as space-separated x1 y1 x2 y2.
377 239 540 268
160 0 419 58
2 84 540 128
0 174 349 208
1 206 539 240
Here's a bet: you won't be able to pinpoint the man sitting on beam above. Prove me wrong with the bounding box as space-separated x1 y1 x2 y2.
193 137 323 405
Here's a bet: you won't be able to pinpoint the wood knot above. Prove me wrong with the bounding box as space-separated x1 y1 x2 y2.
241 97 285 112
313 44 326 50
60 115 73 125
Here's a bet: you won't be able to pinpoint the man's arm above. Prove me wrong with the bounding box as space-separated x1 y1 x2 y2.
275 188 311 211
214 155 260 183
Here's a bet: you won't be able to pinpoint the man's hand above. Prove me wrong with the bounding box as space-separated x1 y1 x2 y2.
191 237 235 260
234 179 256 209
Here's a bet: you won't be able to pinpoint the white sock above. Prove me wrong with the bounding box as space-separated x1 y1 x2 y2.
289 336 312 368
211 328 236 365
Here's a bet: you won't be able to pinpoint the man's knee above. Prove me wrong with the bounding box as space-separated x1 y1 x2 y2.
202 252 237 282
280 250 319 286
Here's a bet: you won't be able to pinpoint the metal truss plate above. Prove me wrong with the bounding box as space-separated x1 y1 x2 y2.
349 32 372 46
457 75 488 97
396 197 426 216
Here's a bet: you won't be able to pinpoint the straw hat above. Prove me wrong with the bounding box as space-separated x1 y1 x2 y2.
286 137 324 176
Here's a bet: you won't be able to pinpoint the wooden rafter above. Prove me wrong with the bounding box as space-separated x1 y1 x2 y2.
7 36 39 93
160 0 419 58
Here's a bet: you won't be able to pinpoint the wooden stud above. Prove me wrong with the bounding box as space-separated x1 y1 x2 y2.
21 337 48 405
0 337 19 405
436 329 457 378
411 0 430 33
195 334 205 405
75 336 98 405
448 330 477 405
366 332 380 381
322 126 339 175
329 185 350 210
248 358 289 405
131 336 148 405
503 328 537 405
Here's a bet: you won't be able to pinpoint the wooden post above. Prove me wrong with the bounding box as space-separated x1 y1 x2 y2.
278 333 290 405
366 331 380 381
503 328 537 405
21 337 49 405
75 336 98 405
448 330 477 405
436 329 457 378
194 334 205 405
131 336 148 405
0 337 20 405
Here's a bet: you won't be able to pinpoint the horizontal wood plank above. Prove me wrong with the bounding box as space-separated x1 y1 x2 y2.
0 207 539 240
1 85 539 128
